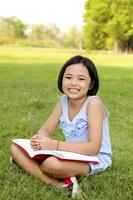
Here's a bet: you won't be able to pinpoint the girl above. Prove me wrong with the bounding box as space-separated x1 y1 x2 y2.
10 55 112 196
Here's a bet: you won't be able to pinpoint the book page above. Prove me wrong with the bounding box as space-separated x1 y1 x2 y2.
12 139 35 157
12 139 65 158
54 150 100 162
12 139 100 163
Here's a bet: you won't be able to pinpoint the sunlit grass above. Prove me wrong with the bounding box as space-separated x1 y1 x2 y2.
0 46 133 200
0 46 133 67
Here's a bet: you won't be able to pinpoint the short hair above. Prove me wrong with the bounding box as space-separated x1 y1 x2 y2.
58 55 99 95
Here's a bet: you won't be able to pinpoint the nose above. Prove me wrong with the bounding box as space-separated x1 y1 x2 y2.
70 78 77 85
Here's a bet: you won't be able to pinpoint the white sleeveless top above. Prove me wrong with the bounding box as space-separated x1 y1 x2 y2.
60 95 112 157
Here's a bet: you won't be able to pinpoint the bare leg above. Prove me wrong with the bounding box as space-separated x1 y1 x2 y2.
10 144 63 188
39 157 90 198
40 156 90 179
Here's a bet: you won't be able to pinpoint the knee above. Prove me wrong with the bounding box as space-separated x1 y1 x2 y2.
10 143 19 157
40 157 64 176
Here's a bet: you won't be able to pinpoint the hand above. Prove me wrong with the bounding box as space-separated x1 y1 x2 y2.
30 134 56 150
30 134 41 150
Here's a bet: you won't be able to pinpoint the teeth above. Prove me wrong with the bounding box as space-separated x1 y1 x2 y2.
69 88 79 93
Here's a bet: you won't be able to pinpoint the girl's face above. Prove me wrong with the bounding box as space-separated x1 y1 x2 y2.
62 63 91 100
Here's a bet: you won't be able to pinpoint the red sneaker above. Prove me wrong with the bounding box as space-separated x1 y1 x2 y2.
62 176 82 198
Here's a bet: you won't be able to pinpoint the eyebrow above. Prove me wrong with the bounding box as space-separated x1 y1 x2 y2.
64 73 88 78
64 73 72 76
78 75 87 78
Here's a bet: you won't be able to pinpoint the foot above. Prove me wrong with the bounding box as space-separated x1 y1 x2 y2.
62 176 83 198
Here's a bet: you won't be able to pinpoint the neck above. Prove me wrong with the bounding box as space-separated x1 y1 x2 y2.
68 96 87 109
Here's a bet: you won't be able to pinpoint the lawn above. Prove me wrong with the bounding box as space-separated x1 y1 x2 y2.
0 46 133 200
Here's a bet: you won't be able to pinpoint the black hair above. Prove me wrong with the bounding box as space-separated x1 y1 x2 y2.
58 55 99 95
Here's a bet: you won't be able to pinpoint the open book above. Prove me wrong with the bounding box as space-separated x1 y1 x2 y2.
11 139 100 164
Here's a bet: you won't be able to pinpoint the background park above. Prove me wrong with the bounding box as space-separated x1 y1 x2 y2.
0 0 133 199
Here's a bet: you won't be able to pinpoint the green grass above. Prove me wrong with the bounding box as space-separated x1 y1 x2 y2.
0 46 133 67
0 46 133 200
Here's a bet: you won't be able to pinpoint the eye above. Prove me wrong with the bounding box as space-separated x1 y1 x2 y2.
79 78 85 81
64 76 71 79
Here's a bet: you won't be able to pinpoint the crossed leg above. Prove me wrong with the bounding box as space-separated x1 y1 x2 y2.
40 156 90 179
10 144 63 188
10 144 90 188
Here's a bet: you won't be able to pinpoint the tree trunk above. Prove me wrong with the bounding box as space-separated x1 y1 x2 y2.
114 40 124 53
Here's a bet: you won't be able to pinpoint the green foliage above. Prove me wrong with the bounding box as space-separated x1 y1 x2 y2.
83 0 133 52
84 0 111 50
0 17 83 49
0 17 26 40
0 47 133 199
105 0 133 52
62 27 83 49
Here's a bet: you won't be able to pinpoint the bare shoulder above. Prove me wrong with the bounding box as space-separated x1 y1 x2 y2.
87 97 103 108
87 97 105 117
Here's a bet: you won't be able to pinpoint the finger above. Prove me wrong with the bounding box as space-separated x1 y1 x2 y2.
30 140 40 149
31 137 40 143
31 144 40 150
31 141 40 147
31 135 39 140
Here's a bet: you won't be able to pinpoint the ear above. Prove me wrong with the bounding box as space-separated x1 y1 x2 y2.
89 81 94 90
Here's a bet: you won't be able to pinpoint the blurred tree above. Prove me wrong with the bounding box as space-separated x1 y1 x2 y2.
83 0 111 50
83 0 133 52
26 23 61 47
0 17 26 44
0 16 83 49
2 17 26 38
62 27 83 49
105 0 133 52
45 23 61 41
30 24 46 40
0 17 14 44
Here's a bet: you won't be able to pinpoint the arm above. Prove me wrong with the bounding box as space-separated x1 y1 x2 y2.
37 100 62 136
31 100 62 150
44 98 104 155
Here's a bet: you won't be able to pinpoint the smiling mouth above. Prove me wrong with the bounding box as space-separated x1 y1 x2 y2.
68 88 80 94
